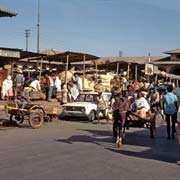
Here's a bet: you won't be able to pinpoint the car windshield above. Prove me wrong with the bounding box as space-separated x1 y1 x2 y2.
76 94 98 103
76 94 86 102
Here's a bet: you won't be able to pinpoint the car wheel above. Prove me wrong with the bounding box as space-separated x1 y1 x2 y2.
88 111 96 121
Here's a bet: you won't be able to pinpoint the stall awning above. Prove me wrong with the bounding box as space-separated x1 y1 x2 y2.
20 50 46 60
95 56 163 65
0 8 17 17
0 47 46 63
46 51 99 63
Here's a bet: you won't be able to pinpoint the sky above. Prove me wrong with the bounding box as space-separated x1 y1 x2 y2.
1 0 180 57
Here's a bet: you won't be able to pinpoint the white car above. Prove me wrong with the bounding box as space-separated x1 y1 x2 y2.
62 92 112 121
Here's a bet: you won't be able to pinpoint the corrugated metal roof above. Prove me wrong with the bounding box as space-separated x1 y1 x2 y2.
164 48 180 54
153 56 170 62
0 8 17 17
95 56 163 65
40 49 62 56
47 51 99 63
0 47 46 61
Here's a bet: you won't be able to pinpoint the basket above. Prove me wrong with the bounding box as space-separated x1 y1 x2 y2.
4 64 11 69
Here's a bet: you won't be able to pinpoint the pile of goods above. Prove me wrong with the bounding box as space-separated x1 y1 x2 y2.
95 73 114 92
59 69 114 92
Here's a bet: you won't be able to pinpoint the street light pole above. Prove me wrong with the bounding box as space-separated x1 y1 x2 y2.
25 29 30 51
37 0 40 54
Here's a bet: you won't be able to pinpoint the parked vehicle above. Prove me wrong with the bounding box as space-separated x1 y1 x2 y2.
61 91 112 121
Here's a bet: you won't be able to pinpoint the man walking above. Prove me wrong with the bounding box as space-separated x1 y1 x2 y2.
163 85 178 139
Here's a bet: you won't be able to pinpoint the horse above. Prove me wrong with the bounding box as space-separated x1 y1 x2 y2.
112 109 124 147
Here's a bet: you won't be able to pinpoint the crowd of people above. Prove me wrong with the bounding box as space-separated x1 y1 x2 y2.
108 74 180 165
0 69 180 164
1 71 59 102
0 70 82 105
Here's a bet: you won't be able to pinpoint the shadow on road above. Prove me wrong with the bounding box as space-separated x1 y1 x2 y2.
106 127 180 163
56 129 113 147
56 125 180 164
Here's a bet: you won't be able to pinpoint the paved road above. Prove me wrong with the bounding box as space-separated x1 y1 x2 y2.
0 113 179 180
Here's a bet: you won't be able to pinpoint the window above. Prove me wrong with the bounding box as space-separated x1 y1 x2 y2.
176 55 180 59
85 95 94 102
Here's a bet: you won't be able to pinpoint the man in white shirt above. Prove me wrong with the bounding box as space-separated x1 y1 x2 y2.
55 75 61 92
45 73 55 101
131 90 156 138
134 91 150 118
29 77 41 91
72 73 81 92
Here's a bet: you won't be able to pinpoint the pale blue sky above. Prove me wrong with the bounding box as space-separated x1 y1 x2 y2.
1 0 180 57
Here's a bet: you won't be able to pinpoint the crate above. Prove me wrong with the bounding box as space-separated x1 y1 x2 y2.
43 105 62 115
29 91 40 99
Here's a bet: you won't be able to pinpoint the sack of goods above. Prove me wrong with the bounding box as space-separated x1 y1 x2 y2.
94 84 104 92
106 112 113 121
4 64 11 69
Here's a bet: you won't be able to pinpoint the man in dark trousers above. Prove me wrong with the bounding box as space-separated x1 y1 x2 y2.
163 84 178 139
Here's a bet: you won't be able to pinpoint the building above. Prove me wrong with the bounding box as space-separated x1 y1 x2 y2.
153 48 180 75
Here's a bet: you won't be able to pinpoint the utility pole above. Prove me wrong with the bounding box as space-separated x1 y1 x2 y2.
25 29 30 51
119 50 123 58
148 52 151 63
117 50 123 74
148 52 151 83
37 0 40 53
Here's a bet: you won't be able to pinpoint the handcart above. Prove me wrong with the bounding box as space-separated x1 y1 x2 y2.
0 101 62 128
43 105 62 121
2 103 45 128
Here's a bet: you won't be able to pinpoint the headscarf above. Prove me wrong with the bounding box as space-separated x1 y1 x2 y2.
7 75 11 80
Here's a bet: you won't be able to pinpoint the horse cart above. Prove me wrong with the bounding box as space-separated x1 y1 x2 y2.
111 107 157 148
0 102 61 128
124 110 156 139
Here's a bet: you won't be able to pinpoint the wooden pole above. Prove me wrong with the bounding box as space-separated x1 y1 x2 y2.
10 59 13 76
83 55 86 90
155 74 158 83
95 61 98 83
37 60 39 70
65 54 69 86
135 64 138 81
176 79 178 88
116 62 119 75
39 57 43 79
127 63 130 79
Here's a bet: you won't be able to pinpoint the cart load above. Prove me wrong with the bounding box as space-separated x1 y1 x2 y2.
0 102 62 128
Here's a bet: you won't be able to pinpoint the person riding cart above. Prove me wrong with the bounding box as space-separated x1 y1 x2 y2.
15 91 30 109
126 90 156 138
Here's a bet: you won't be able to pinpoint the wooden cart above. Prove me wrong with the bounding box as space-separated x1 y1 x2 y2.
43 105 61 121
125 110 156 138
3 103 45 128
0 101 61 128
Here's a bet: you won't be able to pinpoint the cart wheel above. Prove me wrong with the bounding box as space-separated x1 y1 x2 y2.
29 112 44 128
9 114 24 125
15 115 24 124
31 107 45 119
45 115 52 122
